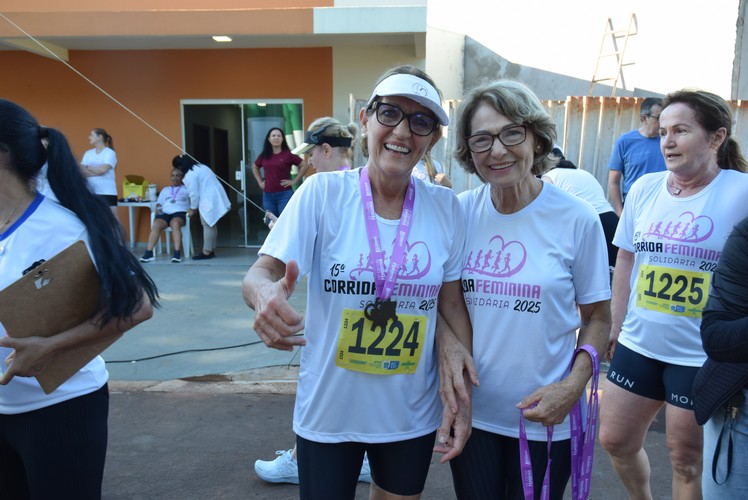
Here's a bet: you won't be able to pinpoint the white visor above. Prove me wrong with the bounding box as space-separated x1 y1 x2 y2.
368 74 449 126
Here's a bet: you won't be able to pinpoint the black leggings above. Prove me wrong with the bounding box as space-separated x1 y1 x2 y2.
0 384 109 500
599 210 620 268
450 427 571 500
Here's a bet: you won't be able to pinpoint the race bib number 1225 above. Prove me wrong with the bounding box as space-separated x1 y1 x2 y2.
636 264 710 317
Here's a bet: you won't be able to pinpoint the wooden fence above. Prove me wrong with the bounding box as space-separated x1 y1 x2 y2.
352 95 748 196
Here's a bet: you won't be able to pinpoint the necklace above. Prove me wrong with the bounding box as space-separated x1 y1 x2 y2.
170 186 182 203
667 170 719 196
0 198 22 233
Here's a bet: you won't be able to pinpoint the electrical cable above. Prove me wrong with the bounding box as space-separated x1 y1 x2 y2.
0 11 267 216
106 335 304 364
1 12 302 369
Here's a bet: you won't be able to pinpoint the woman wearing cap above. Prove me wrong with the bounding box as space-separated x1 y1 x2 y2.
449 80 611 499
252 127 310 219
262 117 358 230
243 65 475 499
254 116 374 484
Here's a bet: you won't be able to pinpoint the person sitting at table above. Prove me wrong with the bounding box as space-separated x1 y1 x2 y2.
139 167 191 263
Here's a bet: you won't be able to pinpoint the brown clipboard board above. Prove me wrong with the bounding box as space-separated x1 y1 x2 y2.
0 240 115 394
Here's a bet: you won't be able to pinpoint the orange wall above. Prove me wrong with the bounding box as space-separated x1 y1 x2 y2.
2 0 332 11
0 47 332 240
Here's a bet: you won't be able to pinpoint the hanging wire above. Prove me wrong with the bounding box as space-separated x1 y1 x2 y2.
0 11 267 215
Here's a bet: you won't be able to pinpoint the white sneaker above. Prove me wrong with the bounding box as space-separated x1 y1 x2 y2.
254 449 299 484
358 453 372 483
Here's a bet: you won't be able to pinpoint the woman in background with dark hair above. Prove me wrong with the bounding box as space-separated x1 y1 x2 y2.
173 154 231 260
80 127 118 218
0 99 158 498
251 127 309 218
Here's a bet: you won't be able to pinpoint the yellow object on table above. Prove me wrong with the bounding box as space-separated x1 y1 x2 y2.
122 175 149 200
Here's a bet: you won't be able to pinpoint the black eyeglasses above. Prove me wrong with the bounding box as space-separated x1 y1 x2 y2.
370 102 438 137
466 124 528 153
647 114 661 120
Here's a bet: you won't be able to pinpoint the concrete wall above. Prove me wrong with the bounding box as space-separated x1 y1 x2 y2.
430 0 741 99
332 44 422 124
425 26 465 102
462 38 628 101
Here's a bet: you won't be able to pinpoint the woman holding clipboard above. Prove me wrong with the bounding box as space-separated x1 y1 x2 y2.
0 99 158 499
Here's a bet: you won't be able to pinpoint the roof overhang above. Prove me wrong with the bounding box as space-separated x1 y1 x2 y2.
0 6 427 60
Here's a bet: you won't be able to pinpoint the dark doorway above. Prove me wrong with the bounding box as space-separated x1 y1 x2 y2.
183 106 242 247
182 100 304 247
192 124 211 166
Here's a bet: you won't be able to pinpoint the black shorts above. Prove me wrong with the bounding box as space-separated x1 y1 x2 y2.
607 343 698 409
296 431 435 499
155 212 186 225
450 427 571 500
98 194 118 207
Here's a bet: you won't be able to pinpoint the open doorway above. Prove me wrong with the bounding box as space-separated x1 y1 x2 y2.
181 100 303 248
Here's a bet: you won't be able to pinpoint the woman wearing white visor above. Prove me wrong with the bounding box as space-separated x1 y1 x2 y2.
243 66 475 499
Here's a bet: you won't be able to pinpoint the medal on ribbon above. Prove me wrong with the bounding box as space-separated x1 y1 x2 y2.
358 166 415 324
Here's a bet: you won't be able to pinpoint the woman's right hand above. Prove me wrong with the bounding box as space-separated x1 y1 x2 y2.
243 258 306 351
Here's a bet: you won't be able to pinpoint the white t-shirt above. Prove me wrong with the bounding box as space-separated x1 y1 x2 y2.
35 162 58 203
543 167 615 215
0 194 108 414
260 169 465 443
81 147 118 196
156 184 190 214
459 183 610 441
411 157 444 184
614 169 748 366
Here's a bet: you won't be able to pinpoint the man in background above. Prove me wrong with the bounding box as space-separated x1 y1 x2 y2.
607 97 666 216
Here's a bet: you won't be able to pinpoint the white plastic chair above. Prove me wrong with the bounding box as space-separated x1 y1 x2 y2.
155 214 193 258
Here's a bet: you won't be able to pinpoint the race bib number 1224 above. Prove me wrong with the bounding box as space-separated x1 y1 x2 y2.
336 309 426 375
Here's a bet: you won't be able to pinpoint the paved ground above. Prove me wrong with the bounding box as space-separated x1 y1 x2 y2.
100 247 675 499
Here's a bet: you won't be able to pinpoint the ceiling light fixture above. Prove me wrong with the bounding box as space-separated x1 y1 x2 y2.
212 36 232 43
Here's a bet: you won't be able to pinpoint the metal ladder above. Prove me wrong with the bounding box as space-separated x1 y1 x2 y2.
588 13 638 96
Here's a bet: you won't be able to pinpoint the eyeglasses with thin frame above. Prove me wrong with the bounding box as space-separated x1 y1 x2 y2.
466 124 528 153
647 114 661 120
370 101 438 137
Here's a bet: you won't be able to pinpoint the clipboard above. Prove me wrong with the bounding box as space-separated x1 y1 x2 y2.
0 240 115 394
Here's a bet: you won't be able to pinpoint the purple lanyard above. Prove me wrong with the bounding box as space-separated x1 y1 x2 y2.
358 166 415 301
170 186 182 201
519 345 600 500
